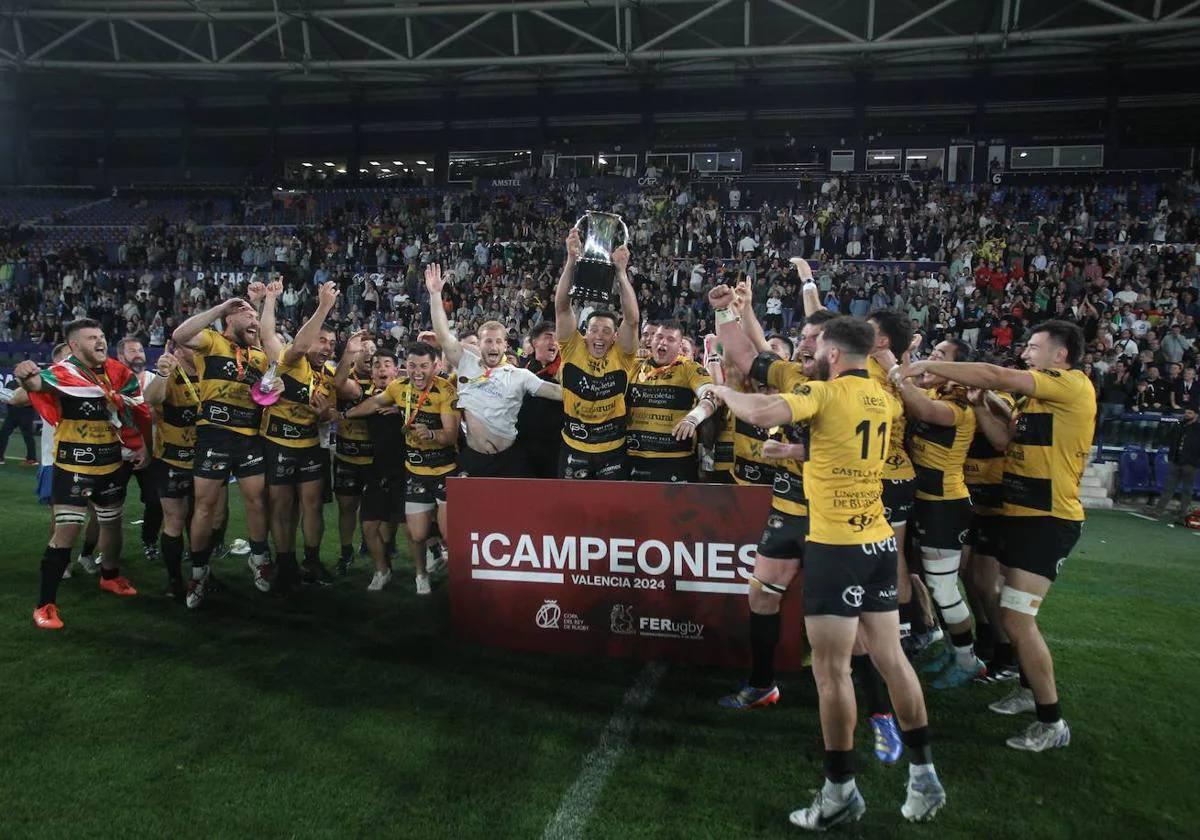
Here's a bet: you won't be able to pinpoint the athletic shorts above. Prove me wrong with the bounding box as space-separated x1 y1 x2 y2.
35 465 53 505
361 476 400 523
882 478 916 526
629 457 698 484
265 442 326 486
193 426 265 482
154 460 195 500
912 497 973 550
332 459 369 496
966 513 1005 558
757 510 808 562
51 464 130 508
405 472 448 514
804 539 899 618
457 444 529 478
997 516 1082 582
559 445 628 481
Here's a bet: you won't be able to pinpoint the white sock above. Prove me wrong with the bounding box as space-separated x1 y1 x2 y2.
192 565 208 580
822 778 856 801
909 762 936 780
953 642 975 668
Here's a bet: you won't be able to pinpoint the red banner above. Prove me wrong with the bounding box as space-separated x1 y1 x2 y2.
446 478 806 670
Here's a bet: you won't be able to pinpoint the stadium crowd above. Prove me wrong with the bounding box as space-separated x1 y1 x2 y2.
2 172 1200 829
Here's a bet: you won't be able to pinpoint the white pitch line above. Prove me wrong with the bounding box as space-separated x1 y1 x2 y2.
541 661 666 840
1126 512 1158 521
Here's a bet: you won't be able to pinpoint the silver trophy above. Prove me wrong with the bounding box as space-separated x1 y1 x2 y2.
570 211 631 305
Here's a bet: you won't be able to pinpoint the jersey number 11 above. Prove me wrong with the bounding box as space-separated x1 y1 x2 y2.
855 420 887 460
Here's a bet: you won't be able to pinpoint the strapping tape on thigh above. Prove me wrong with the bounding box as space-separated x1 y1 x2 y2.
1000 585 1042 616
751 576 787 596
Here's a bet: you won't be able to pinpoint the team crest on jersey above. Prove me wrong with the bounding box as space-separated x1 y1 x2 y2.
1042 369 1062 378
793 384 811 395
847 512 876 532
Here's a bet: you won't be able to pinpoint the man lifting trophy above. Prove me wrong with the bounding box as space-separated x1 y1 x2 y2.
569 211 631 305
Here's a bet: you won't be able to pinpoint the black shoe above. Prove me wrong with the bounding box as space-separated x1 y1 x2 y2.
144 544 161 564
358 540 369 558
335 556 354 576
167 579 186 604
302 562 335 587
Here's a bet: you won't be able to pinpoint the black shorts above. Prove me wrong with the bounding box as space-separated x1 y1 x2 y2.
629 456 698 484
332 459 369 496
194 426 265 482
457 444 529 478
405 472 448 513
966 513 1005 558
154 460 194 500
51 464 131 508
265 442 326 486
361 475 401 522
804 539 899 618
882 478 916 526
912 497 974 551
559 445 628 481
998 516 1082 582
757 510 808 561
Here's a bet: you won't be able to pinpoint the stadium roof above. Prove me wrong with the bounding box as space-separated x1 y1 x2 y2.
2 1 1200 86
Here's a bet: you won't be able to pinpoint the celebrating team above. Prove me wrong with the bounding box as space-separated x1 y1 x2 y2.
10 232 1096 831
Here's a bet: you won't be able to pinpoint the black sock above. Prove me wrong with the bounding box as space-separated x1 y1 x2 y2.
249 539 269 557
211 522 228 549
991 641 1014 670
385 540 396 560
975 621 995 660
340 544 353 563
950 629 974 650
899 599 921 636
39 546 71 606
748 611 781 689
191 545 213 571
303 545 320 567
161 533 185 583
100 565 119 580
81 539 97 558
900 725 933 766
142 501 163 546
851 654 891 716
823 749 855 784
1036 701 1062 724
277 551 299 579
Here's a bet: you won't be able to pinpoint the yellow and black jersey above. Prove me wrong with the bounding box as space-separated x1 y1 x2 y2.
263 348 336 449
193 328 269 436
627 358 712 459
558 330 638 454
53 377 123 476
762 359 810 517
782 370 896 545
713 410 735 473
732 378 781 486
965 391 1016 515
154 371 201 469
868 356 915 481
335 374 375 465
1003 368 1096 521
908 385 976 502
382 375 459 477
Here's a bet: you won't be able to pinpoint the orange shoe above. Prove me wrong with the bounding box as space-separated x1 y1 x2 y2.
33 604 64 630
99 576 138 597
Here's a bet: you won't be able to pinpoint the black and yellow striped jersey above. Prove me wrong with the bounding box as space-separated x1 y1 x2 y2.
154 371 201 469
761 359 810 517
54 377 123 476
381 376 459 477
713 410 735 473
193 328 269 436
868 356 915 482
1003 369 1095 521
732 405 780 487
335 375 375 465
262 347 336 449
626 358 712 460
908 386 975 502
558 331 638 454
964 391 1016 515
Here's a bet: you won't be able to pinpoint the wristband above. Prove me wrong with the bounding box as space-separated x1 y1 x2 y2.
714 308 740 327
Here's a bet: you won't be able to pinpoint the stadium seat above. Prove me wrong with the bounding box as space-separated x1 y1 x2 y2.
1118 445 1154 496
1150 447 1171 494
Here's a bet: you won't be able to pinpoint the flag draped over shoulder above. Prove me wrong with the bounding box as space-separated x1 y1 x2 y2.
28 357 153 452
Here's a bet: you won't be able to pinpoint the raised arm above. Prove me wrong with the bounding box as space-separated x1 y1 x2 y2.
425 263 463 370
282 280 338 366
143 353 178 407
895 377 958 426
734 278 771 353
613 245 639 355
793 258 824 317
708 284 758 379
333 329 369 400
711 385 793 428
172 298 251 350
904 360 1035 396
555 228 582 338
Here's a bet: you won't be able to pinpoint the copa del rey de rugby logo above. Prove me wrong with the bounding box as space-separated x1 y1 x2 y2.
470 531 759 595
534 599 589 632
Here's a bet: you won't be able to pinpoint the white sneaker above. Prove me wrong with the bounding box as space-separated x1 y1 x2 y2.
61 565 73 580
788 789 866 831
415 573 431 595
1006 720 1070 752
426 548 447 576
988 687 1035 716
186 567 210 610
901 768 946 822
248 553 273 593
77 553 100 576
367 570 392 591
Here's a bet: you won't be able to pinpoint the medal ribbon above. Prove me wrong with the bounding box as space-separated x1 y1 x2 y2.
404 378 435 428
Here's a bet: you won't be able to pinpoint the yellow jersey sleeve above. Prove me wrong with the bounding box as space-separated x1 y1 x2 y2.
687 362 714 395
1029 368 1089 405
194 328 217 355
781 382 826 423
767 359 809 395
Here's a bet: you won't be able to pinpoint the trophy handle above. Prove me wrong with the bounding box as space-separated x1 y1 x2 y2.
618 217 631 248
572 215 587 233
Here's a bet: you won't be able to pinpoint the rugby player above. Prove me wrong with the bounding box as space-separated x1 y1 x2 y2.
331 331 378 574
904 320 1095 752
115 337 164 563
517 322 565 479
554 228 640 480
714 316 946 829
21 319 152 629
425 263 562 478
172 292 275 608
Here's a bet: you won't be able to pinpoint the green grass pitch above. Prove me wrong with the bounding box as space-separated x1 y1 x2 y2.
1 440 1198 839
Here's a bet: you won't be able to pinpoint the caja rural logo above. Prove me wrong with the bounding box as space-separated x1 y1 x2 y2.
470 531 759 595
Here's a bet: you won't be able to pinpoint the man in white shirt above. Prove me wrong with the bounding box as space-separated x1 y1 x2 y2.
424 264 563 477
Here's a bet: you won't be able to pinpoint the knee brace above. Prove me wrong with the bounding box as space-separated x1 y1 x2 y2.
54 509 87 526
921 548 970 625
93 505 123 523
1000 585 1043 616
750 576 788 597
